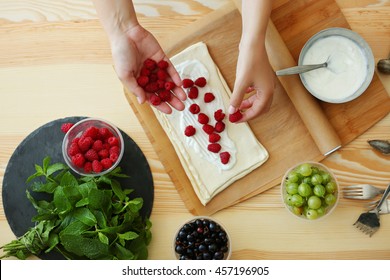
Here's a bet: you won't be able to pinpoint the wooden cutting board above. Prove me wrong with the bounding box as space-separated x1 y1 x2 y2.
124 0 390 215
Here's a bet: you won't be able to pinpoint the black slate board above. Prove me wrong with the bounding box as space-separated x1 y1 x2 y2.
2 116 154 259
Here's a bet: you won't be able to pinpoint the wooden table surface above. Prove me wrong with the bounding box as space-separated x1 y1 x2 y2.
0 0 389 260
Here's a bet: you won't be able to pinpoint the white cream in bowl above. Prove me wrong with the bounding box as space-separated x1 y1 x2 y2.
299 28 374 103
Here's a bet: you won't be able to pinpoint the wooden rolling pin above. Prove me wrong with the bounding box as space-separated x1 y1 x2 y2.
233 0 342 156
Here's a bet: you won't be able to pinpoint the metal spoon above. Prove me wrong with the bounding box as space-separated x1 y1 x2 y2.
276 62 328 76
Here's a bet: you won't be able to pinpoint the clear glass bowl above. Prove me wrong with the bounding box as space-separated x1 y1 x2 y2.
62 117 124 176
281 161 339 221
173 216 232 260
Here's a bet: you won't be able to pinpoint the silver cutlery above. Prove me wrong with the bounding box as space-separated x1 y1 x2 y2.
342 184 385 200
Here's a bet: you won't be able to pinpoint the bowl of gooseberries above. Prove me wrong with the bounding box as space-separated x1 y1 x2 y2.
281 162 339 220
173 216 231 260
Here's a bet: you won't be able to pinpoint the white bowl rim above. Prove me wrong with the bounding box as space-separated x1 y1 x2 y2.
298 27 375 103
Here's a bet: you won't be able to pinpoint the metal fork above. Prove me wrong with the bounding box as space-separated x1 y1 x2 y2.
342 184 385 200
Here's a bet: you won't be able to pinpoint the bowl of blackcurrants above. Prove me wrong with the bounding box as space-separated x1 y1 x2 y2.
173 216 231 260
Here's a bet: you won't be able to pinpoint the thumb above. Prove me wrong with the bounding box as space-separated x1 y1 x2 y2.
123 76 147 104
229 78 248 114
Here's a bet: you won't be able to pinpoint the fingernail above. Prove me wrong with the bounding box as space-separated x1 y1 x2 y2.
137 96 143 104
228 105 236 114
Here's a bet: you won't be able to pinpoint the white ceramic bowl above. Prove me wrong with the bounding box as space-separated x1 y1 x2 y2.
62 117 124 176
298 27 375 103
281 161 339 221
173 216 231 260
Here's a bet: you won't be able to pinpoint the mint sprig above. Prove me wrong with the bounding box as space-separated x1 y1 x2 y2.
0 156 152 260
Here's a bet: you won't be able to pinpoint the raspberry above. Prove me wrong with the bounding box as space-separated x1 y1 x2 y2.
208 143 221 153
149 73 158 82
61 123 74 133
107 136 119 147
101 158 113 170
99 127 113 140
209 133 221 143
78 136 93 152
83 161 93 173
84 149 99 162
103 143 110 150
137 76 149 88
109 146 120 155
157 60 169 69
194 77 207 87
150 94 162 106
157 79 165 89
71 137 80 145
229 110 243 123
71 153 85 168
110 152 119 163
198 113 209 124
92 160 103 173
189 104 200 114
214 109 225 121
68 143 80 156
182 78 194 88
83 126 99 140
220 151 231 164
145 82 159 93
214 121 225 133
202 124 214 135
140 67 151 77
98 149 109 159
144 58 157 70
188 87 199 99
184 125 196 137
204 92 215 103
157 69 168 80
92 139 103 151
159 90 172 102
164 81 176 91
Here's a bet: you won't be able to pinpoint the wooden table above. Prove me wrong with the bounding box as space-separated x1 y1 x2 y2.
0 0 389 260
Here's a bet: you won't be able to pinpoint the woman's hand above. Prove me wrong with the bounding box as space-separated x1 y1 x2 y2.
110 24 186 114
92 0 185 114
229 42 275 122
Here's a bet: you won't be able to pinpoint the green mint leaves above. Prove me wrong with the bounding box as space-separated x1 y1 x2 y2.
0 156 152 260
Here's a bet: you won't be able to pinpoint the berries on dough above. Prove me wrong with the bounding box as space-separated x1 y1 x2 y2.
204 92 215 103
182 78 194 88
184 125 196 137
188 87 199 99
202 124 214 135
214 109 225 122
198 113 209 124
189 103 200 114
214 121 226 133
209 133 221 143
194 77 207 87
220 152 231 164
208 143 222 153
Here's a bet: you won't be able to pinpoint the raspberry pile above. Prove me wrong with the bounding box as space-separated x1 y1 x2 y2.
183 77 235 165
62 123 121 174
136 58 177 106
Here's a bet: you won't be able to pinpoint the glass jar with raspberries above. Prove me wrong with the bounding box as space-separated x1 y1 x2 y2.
61 118 124 176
